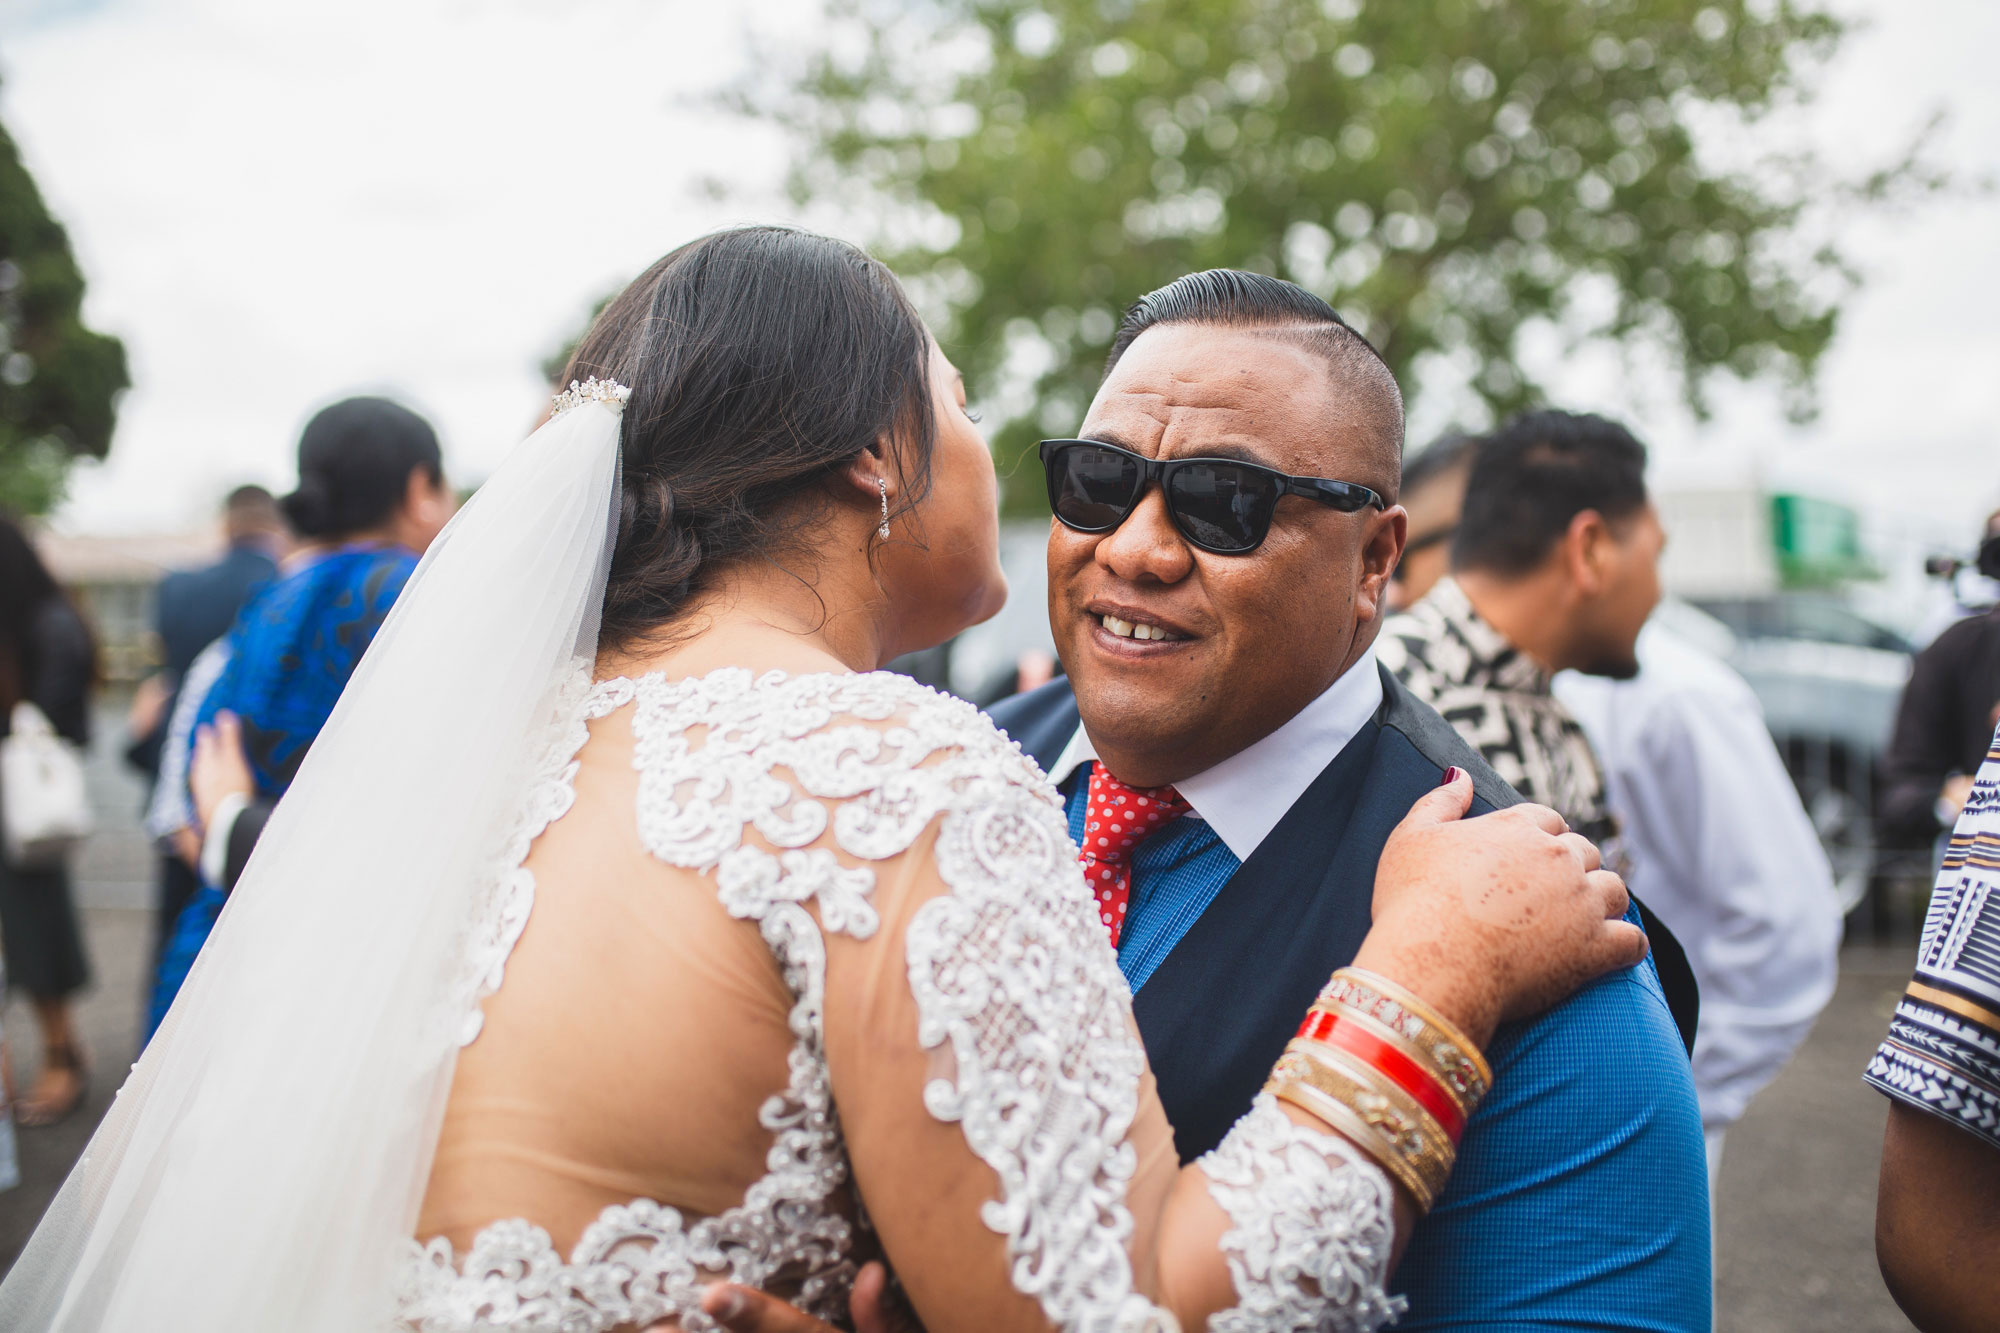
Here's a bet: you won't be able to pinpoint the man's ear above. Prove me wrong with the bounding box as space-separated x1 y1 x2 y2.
1354 504 1409 625
1565 509 1613 595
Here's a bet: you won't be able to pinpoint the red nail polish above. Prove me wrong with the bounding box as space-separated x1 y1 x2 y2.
1441 766 1463 786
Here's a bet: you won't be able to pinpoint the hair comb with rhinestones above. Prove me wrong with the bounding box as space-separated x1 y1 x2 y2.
551 377 632 417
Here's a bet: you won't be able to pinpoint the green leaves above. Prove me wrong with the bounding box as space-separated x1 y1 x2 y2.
740 0 1931 512
0 109 129 516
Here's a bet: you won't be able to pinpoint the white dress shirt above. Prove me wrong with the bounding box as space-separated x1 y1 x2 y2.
1045 646 1385 862
1556 620 1842 1131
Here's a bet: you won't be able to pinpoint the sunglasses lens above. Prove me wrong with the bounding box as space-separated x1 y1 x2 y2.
1048 444 1141 531
1167 463 1280 553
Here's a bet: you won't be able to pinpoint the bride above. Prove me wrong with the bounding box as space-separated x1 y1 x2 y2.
0 226 1641 1333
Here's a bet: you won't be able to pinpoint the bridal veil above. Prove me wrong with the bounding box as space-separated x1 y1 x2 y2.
0 384 627 1331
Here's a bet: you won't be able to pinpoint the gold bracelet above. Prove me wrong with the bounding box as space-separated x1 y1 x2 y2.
1269 1055 1450 1211
1290 1041 1457 1199
1318 968 1492 1106
1268 1043 1455 1210
1268 1072 1434 1208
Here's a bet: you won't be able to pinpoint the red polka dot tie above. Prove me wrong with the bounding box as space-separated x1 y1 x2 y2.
1081 762 1192 948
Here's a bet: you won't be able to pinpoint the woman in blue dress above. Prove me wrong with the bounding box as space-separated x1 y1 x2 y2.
149 396 451 1036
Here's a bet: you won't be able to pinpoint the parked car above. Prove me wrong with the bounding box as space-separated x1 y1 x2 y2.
1680 595 1917 914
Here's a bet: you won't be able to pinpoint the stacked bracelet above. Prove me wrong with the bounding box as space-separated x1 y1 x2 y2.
1314 968 1491 1108
1263 967 1492 1213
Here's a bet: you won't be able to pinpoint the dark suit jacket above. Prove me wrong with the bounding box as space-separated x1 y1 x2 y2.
157 543 278 679
987 663 1697 1162
131 543 278 777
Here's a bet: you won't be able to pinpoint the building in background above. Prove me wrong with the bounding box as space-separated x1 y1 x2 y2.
33 531 225 685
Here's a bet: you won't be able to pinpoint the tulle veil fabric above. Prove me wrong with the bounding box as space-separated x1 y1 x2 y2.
0 391 626 1331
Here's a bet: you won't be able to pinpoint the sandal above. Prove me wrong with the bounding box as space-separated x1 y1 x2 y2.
17 1039 88 1127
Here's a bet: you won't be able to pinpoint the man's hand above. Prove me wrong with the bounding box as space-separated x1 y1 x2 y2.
689 1263 915 1333
189 711 255 830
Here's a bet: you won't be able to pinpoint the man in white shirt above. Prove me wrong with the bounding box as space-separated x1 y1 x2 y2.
1556 616 1843 1188
1391 424 1841 1179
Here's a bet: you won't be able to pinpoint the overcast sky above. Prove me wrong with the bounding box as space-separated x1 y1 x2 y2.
3 0 1996 565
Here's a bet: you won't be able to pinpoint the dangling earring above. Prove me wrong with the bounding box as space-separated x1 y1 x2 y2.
877 478 891 540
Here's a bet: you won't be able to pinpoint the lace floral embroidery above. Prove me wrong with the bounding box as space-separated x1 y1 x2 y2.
910 774 1176 1331
450 662 596 1048
403 669 1029 1332
1199 1094 1402 1333
406 668 1400 1333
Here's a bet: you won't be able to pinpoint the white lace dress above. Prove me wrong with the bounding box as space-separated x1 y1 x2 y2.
396 668 1400 1333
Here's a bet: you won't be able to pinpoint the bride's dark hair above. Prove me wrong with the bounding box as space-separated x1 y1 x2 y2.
563 226 938 653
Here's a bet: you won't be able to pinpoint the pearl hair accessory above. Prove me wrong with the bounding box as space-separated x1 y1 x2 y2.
878 478 890 539
550 377 632 417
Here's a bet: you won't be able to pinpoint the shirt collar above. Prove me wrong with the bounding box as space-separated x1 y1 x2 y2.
1045 646 1384 861
1419 576 1552 696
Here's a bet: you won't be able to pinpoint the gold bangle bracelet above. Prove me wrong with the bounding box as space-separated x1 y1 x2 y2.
1288 1035 1464 1146
1320 968 1493 1103
1269 1046 1455 1209
1286 1042 1456 1195
1267 1074 1435 1209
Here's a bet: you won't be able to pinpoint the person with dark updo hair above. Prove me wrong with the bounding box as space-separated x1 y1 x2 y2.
145 396 450 1034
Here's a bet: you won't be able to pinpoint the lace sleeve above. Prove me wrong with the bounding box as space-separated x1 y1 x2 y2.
883 743 1402 1330
730 670 1404 1332
899 770 1174 1331
1198 1096 1403 1333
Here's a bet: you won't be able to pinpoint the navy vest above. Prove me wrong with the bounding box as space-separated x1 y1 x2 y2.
987 664 1697 1163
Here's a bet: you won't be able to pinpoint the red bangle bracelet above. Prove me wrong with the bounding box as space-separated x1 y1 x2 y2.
1296 1009 1466 1142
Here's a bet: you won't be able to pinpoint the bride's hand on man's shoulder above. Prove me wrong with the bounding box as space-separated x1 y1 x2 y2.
1358 768 1648 1046
680 1262 921 1333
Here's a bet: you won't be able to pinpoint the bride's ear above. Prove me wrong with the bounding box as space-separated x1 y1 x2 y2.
837 439 894 510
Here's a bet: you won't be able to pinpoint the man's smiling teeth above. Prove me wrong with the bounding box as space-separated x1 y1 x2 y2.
1099 614 1176 641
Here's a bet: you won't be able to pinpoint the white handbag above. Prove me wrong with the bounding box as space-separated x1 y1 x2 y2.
1 701 93 870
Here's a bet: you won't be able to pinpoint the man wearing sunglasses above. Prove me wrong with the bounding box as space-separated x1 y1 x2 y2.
1013 270 1704 1331
708 271 1707 1333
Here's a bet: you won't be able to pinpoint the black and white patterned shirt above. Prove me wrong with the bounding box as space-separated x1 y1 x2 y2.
1866 724 2000 1151
1378 576 1621 853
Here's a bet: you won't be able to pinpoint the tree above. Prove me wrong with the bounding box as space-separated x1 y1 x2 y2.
0 98 128 516
738 0 1933 510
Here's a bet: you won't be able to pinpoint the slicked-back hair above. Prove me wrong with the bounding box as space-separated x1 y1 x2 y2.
1452 410 1649 578
1103 269 1406 479
1107 270 1377 370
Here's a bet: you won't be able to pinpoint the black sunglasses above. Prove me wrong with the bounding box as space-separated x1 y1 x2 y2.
1039 438 1386 555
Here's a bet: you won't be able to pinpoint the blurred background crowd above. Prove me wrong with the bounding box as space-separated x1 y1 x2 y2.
0 0 1994 1328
